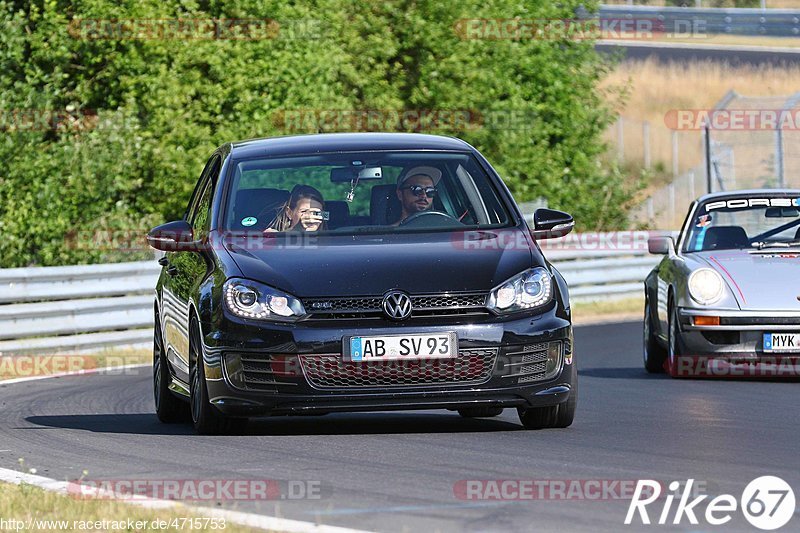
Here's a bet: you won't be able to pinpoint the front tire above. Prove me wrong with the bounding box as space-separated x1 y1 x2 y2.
458 407 503 418
667 302 688 378
189 319 247 435
643 294 667 373
154 312 186 423
518 367 577 429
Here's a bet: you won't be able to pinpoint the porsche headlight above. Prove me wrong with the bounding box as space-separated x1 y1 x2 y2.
688 268 724 305
487 267 553 315
224 278 306 322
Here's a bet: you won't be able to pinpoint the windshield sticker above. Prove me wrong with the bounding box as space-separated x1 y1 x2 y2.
705 197 800 212
696 214 712 228
241 216 258 227
758 254 800 259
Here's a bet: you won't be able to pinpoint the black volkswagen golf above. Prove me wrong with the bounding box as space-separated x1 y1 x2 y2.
147 133 577 434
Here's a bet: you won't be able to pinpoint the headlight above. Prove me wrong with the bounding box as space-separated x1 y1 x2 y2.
688 268 724 305
487 267 553 315
223 278 306 322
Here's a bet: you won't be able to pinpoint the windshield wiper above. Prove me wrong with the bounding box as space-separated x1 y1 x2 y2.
754 240 800 250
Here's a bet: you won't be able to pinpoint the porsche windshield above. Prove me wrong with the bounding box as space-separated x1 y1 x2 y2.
223 151 512 234
685 196 800 252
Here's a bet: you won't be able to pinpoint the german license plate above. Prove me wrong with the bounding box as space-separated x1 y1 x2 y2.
763 333 800 353
344 332 457 362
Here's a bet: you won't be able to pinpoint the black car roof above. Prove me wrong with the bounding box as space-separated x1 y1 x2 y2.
227 133 473 159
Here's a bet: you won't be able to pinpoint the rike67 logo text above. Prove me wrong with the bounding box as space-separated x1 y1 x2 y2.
625 477 795 530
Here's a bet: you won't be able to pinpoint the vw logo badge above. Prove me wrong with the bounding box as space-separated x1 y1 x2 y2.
382 291 412 320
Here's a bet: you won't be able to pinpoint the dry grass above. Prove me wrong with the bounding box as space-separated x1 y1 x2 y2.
652 34 800 48
0 482 263 532
600 58 800 182
572 296 643 325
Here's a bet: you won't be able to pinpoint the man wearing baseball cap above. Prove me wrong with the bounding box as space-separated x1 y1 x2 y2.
393 165 442 225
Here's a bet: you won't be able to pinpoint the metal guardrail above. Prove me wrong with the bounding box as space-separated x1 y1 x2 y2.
600 5 800 37
0 261 160 355
0 233 665 354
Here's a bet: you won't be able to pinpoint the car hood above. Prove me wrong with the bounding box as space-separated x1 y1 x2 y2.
696 250 800 311
222 229 539 297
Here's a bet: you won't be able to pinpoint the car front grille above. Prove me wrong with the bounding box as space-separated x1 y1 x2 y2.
303 293 488 319
299 348 498 389
498 342 561 383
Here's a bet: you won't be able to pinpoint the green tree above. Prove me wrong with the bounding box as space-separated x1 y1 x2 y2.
0 0 633 267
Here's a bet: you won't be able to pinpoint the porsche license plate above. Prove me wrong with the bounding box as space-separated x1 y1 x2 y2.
344 332 457 362
763 333 800 353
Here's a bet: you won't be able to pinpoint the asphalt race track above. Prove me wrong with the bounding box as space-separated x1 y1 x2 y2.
1 321 798 532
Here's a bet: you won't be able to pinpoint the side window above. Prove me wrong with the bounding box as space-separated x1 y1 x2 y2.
185 155 220 221
189 156 221 240
192 181 213 240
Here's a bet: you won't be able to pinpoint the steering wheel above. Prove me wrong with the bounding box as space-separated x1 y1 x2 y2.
398 210 462 228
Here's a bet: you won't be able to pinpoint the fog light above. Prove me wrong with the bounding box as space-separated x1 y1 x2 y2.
223 353 245 389
546 342 563 378
693 316 720 326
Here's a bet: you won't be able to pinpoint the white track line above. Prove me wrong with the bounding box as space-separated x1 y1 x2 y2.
0 363 150 386
0 467 372 533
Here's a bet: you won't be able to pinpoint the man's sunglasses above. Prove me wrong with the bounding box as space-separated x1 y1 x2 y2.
402 185 437 198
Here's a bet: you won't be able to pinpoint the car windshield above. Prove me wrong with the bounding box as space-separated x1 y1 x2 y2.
223 151 512 234
684 196 800 252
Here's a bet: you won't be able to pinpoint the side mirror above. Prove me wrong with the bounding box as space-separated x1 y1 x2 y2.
146 220 199 252
648 236 674 255
530 208 574 239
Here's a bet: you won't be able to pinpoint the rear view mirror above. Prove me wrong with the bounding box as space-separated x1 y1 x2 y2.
648 236 674 255
530 208 574 239
765 206 800 218
330 166 383 182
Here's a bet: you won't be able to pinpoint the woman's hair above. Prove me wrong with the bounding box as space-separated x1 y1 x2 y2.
268 184 326 231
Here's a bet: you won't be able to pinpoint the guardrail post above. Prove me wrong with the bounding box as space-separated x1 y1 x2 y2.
672 130 679 179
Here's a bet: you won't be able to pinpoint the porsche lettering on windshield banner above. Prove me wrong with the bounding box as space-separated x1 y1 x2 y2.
704 197 800 212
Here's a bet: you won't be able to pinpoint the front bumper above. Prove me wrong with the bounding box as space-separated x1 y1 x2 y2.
198 307 575 416
678 308 800 356
675 308 800 377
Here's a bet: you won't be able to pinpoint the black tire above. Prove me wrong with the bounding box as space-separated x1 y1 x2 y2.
667 302 687 379
517 405 558 430
458 406 503 418
643 294 667 373
553 366 577 428
154 312 186 423
518 366 577 429
189 319 247 435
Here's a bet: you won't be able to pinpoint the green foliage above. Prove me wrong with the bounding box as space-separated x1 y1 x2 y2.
0 0 634 267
